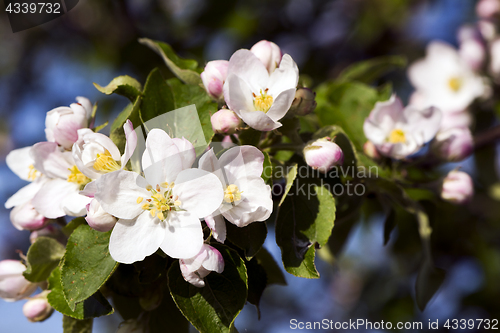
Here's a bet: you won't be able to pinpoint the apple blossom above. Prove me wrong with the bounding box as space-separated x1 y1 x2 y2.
431 127 474 162
458 25 486 71
5 146 42 182
363 95 442 159
199 146 272 231
408 41 486 113
94 129 223 263
223 49 299 131
250 40 282 73
23 291 53 322
85 199 117 232
476 0 500 19
303 137 344 173
201 60 229 100
0 260 38 302
441 170 474 204
179 244 224 288
10 201 48 231
211 109 241 135
45 96 93 150
72 120 137 179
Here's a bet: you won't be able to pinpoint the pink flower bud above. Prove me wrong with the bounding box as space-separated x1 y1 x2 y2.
85 199 117 232
432 127 473 162
201 60 229 100
363 141 381 160
10 201 48 231
303 138 344 173
0 260 38 302
250 40 282 73
289 87 317 116
23 292 53 322
211 109 241 135
180 245 224 288
476 0 500 19
45 97 92 150
458 26 486 71
441 170 474 204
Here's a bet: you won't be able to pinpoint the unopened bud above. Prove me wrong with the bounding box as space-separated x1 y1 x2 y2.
441 170 474 204
0 260 38 302
10 201 48 231
289 87 317 116
201 60 229 101
476 0 500 19
211 109 241 135
23 291 53 322
432 127 473 162
303 137 344 173
250 40 282 73
85 199 117 232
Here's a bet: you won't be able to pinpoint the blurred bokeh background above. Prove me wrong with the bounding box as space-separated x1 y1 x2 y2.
1 0 498 332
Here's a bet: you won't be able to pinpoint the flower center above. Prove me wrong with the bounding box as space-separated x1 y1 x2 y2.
67 165 91 186
253 89 273 112
388 129 406 144
27 164 40 181
137 182 182 221
93 150 121 173
448 77 463 92
224 184 243 203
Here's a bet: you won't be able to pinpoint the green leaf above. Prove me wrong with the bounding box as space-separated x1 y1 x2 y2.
149 288 189 333
63 316 93 333
337 55 407 84
261 151 272 185
168 244 247 333
140 68 176 124
254 247 286 286
63 217 86 237
226 222 267 260
279 164 298 206
93 121 109 133
167 78 217 156
110 96 142 152
61 225 118 311
238 128 261 146
244 258 267 318
139 38 202 85
415 259 446 311
48 266 113 319
93 75 142 102
23 237 65 283
276 182 336 278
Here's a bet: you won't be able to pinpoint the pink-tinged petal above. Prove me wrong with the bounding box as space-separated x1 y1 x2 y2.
402 106 442 145
80 181 97 197
72 142 102 180
32 142 73 179
76 96 93 118
219 145 265 180
6 146 36 181
180 245 208 272
202 245 225 273
109 213 166 264
32 179 80 219
204 214 226 243
5 180 46 209
267 54 299 97
121 120 137 167
62 190 92 217
227 49 269 93
173 169 223 218
179 263 205 287
142 129 183 185
94 170 150 220
172 137 196 169
10 201 48 231
223 73 255 117
83 132 121 161
160 211 204 259
265 88 296 122
85 199 117 232
198 149 225 183
239 109 281 131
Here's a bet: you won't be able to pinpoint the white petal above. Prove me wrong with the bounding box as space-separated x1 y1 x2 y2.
179 263 205 288
109 213 166 264
267 54 299 97
204 214 226 243
6 147 35 182
198 149 225 184
5 180 45 209
76 96 93 118
172 137 196 169
402 106 442 144
62 191 92 217
238 109 281 131
31 142 73 179
142 129 183 185
226 49 269 94
224 73 255 117
219 145 265 180
121 120 137 167
173 169 223 218
201 245 225 273
94 170 150 219
32 179 80 219
80 181 97 197
72 143 102 180
265 88 296 122
160 211 203 259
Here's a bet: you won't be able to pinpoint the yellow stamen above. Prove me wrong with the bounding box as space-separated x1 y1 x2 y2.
224 184 243 203
27 165 39 181
174 200 182 206
161 182 169 188
253 89 274 112
157 211 165 220
169 182 175 188
142 203 150 210
93 150 121 173
150 209 157 217
67 165 90 185
137 197 144 204
388 129 406 144
448 77 462 92
146 185 153 191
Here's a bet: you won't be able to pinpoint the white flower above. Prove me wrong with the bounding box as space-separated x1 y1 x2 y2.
72 120 137 179
0 260 38 302
223 49 299 131
408 41 486 113
179 244 224 288
45 96 92 150
199 146 272 233
431 127 474 162
363 95 442 159
30 142 92 218
303 137 344 173
201 60 229 101
441 170 474 204
250 40 282 73
94 129 223 263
